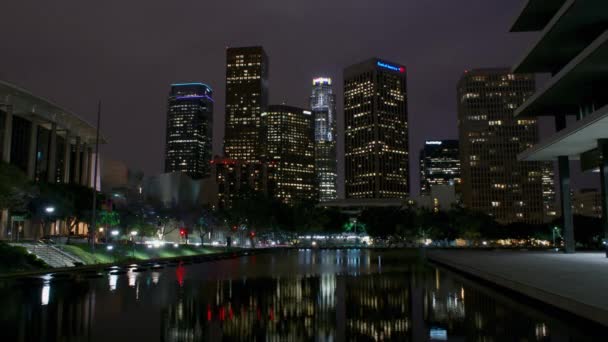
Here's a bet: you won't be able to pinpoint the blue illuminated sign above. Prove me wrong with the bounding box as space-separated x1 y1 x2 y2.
377 61 405 73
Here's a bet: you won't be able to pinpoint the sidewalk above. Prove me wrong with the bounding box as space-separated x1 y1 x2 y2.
427 250 608 326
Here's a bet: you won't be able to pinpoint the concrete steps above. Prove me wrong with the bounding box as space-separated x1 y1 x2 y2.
10 243 84 268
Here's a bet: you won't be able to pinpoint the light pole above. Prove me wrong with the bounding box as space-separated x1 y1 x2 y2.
130 231 138 258
553 226 560 250
43 206 55 238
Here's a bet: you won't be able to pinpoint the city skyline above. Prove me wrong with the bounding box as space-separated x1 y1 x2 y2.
6 1 601 197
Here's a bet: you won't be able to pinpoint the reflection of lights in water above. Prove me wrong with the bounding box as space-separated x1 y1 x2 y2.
535 323 548 339
152 272 160 285
41 282 50 306
474 312 484 330
176 264 185 287
319 274 336 308
109 274 118 291
435 268 440 290
128 271 137 287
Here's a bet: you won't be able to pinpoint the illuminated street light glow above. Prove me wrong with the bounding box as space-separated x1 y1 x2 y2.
130 231 138 236
44 206 55 214
111 230 119 236
107 245 114 251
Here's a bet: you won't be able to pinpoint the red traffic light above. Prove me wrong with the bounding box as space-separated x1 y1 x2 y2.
232 225 237 231
249 231 256 238
179 228 186 236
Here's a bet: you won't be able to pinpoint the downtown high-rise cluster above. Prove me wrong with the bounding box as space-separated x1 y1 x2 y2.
161 45 561 225
163 48 412 207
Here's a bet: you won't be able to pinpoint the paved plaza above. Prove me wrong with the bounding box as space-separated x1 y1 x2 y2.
428 250 608 326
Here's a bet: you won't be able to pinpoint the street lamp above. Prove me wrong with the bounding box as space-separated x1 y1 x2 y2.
44 206 55 214
553 226 560 250
111 230 119 236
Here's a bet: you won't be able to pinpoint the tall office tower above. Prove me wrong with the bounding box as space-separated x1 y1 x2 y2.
457 68 548 224
419 140 461 195
261 105 315 203
344 58 409 199
224 46 269 162
310 77 337 202
164 83 213 179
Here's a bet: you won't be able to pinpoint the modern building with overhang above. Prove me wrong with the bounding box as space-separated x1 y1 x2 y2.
0 80 104 240
510 0 608 254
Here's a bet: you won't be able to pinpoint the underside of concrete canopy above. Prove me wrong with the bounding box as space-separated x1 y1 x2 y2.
513 0 608 74
519 103 608 161
515 30 608 118
510 0 567 32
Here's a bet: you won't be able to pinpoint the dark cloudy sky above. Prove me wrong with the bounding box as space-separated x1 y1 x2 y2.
1 0 598 195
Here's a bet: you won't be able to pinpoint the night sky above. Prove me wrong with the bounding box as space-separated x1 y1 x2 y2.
1 1 598 195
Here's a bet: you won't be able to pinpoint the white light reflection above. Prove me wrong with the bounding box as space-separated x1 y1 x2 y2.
128 271 137 287
152 272 160 285
109 274 118 291
41 282 50 306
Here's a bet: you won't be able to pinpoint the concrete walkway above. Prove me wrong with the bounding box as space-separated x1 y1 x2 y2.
427 250 608 327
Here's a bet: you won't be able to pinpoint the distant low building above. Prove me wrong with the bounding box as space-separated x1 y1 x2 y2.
572 189 602 219
101 158 144 208
143 172 214 209
411 185 459 212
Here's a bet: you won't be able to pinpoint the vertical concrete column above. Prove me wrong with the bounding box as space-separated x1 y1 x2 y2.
27 121 38 180
63 132 71 183
74 137 81 185
2 105 13 163
599 139 608 258
47 123 57 183
558 156 575 253
0 210 8 240
81 144 89 187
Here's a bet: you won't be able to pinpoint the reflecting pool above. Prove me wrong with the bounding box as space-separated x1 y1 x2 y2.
0 249 605 341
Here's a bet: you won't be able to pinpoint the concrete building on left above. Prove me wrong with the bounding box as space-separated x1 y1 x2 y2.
0 80 104 240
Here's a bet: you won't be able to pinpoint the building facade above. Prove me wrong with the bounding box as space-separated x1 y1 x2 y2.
510 1 608 254
0 80 102 239
572 189 602 219
164 83 213 179
344 58 409 199
310 77 338 202
261 105 315 204
419 140 460 195
212 158 275 209
224 46 269 163
457 69 549 224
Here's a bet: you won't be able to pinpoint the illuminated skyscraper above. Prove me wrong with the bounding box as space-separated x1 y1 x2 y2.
419 140 461 195
224 46 269 162
164 83 213 179
310 77 337 202
344 58 409 199
457 68 549 224
261 105 315 203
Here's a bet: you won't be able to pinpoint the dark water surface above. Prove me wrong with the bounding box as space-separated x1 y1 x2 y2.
0 249 605 341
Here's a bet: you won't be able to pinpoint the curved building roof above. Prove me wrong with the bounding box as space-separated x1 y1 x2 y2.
0 80 106 144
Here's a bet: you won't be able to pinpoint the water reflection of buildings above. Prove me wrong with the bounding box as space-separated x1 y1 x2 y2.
1 281 96 341
2 252 605 341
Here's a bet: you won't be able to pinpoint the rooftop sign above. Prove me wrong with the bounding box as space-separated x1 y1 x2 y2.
313 77 332 85
377 61 405 73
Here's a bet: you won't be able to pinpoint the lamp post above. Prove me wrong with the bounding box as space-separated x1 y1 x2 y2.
130 231 138 258
553 226 560 250
43 206 56 238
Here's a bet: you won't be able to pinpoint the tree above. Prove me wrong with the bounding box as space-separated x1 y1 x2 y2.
0 162 35 212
